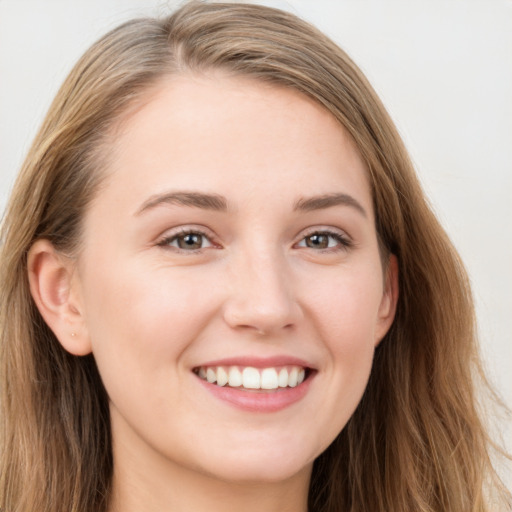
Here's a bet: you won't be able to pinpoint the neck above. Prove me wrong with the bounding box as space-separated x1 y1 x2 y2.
107 424 311 512
109 459 311 512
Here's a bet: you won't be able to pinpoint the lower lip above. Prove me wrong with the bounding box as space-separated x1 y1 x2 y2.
196 373 314 413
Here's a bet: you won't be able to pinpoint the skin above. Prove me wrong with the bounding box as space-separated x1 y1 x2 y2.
28 74 398 512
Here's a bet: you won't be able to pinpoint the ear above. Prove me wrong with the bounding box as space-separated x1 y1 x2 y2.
375 254 399 346
27 239 92 356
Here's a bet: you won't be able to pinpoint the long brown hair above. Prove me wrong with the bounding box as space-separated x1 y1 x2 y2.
1 2 510 511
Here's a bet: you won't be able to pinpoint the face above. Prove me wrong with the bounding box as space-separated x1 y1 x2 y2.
72 74 397 484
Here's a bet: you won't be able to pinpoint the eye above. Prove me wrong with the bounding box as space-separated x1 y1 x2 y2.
296 231 351 251
158 230 213 251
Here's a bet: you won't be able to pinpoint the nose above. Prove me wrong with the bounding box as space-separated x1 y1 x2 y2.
222 248 303 336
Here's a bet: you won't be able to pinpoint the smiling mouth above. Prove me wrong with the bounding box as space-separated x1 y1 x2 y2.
193 365 312 390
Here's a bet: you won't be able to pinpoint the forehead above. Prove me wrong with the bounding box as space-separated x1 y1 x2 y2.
96 73 372 216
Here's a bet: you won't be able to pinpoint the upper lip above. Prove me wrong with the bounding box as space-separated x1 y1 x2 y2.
194 355 314 370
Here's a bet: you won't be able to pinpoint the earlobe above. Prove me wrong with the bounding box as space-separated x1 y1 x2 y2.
27 239 92 356
375 254 399 346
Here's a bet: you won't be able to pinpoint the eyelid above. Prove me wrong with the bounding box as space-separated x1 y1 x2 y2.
294 226 353 250
155 224 353 253
156 225 220 252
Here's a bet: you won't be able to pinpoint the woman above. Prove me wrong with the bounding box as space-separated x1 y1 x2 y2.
0 2 509 511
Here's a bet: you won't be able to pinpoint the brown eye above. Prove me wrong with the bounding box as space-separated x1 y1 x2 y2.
305 234 330 249
160 231 213 251
297 231 351 251
177 233 204 250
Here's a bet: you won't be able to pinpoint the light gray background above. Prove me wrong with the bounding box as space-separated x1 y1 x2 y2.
1 0 511 473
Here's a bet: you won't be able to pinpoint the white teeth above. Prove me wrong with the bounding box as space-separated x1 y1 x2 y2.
197 365 308 390
206 368 217 383
278 368 289 387
217 366 228 386
228 367 243 387
242 367 261 389
288 367 298 387
261 368 278 389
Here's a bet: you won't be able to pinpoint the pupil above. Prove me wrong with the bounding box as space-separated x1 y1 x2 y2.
179 234 201 249
307 234 328 248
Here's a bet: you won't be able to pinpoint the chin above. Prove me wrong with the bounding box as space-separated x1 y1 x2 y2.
195 446 315 484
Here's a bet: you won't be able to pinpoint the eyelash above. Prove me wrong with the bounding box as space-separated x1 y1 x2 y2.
296 229 352 252
157 228 217 252
157 228 352 253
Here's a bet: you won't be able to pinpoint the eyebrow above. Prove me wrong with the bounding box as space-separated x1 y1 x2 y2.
136 190 367 218
136 191 228 215
293 193 367 218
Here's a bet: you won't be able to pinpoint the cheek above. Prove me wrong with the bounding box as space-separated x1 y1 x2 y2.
304 264 383 427
80 259 220 390
309 263 384 350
